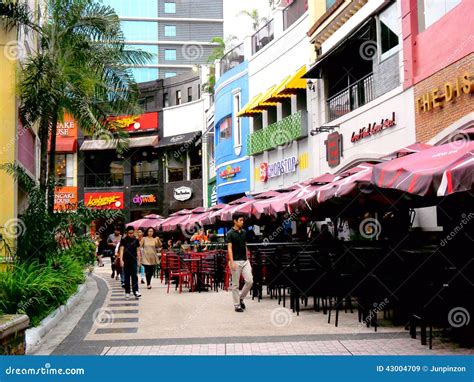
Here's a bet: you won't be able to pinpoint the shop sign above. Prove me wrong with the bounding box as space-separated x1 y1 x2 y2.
351 112 396 143
54 186 77 211
132 194 157 206
210 185 218 206
416 72 472 113
108 112 159 132
57 119 76 137
85 192 124 209
259 156 298 182
325 132 343 167
220 165 241 180
174 186 192 201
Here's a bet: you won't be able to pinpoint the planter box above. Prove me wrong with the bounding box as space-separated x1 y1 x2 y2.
0 315 30 355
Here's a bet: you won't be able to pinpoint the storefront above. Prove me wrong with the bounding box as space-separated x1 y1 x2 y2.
413 59 473 144
315 89 417 175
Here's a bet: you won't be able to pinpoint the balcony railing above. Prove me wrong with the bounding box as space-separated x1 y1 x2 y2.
85 173 124 188
132 171 159 186
251 19 274 55
190 165 202 180
283 0 307 30
327 73 375 122
220 43 245 76
247 111 308 156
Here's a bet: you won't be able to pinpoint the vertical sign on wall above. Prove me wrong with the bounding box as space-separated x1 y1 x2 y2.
325 132 343 168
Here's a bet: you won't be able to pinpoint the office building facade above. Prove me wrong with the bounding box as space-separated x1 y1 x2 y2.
102 0 224 82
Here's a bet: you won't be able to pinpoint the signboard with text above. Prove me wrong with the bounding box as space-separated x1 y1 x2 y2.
84 192 124 209
259 156 298 182
325 132 343 167
54 186 77 211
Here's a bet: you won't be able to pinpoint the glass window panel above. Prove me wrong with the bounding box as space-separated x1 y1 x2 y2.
131 68 159 83
420 0 461 30
164 25 176 37
165 72 177 78
165 49 177 61
326 0 337 10
126 44 158 64
164 2 176 14
120 21 158 41
101 0 158 18
219 116 232 142
379 3 399 55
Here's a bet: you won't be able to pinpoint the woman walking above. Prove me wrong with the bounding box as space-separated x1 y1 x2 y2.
137 227 146 284
141 227 162 289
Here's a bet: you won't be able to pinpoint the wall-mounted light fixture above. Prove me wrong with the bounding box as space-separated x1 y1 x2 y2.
310 125 340 136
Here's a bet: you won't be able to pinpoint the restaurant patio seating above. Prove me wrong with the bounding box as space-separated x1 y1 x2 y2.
166 252 193 293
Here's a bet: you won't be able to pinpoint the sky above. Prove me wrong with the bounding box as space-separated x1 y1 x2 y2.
223 0 271 43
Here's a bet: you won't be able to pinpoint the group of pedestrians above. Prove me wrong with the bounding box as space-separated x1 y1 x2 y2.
96 225 162 300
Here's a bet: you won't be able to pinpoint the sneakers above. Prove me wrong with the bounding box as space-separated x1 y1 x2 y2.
134 292 141 299
240 299 246 310
125 293 130 300
234 306 244 312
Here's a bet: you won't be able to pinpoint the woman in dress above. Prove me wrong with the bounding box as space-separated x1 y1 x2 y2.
141 227 162 289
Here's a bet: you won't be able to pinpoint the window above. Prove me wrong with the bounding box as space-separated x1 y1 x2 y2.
163 93 169 108
132 157 159 185
326 0 337 10
164 2 176 14
166 150 184 182
127 44 158 64
165 72 176 78
176 90 182 105
101 0 158 18
219 116 232 142
120 21 158 41
188 145 202 180
418 0 461 31
55 154 74 186
233 92 242 149
164 25 176 37
139 96 155 111
165 49 176 61
131 68 158 82
378 2 400 60
187 87 192 102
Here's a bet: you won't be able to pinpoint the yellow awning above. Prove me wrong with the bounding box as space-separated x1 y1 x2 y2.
236 93 264 117
256 85 278 108
270 66 308 100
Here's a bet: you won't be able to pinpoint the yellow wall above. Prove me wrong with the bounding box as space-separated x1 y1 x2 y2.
0 27 18 247
308 0 328 62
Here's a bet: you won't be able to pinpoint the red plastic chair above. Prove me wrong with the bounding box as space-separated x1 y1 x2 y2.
167 253 193 293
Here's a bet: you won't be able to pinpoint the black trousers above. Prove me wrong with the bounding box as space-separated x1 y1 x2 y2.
143 264 155 286
123 261 139 294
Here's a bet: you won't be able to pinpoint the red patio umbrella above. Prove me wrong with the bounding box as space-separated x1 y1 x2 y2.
177 207 209 234
372 141 474 197
197 204 227 226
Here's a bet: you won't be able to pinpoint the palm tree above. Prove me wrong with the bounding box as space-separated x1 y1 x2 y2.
237 9 268 32
0 0 152 211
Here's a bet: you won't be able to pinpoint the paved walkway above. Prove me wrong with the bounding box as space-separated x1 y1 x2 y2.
33 263 473 356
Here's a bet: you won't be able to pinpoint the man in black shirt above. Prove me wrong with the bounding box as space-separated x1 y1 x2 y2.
226 213 253 312
119 226 141 299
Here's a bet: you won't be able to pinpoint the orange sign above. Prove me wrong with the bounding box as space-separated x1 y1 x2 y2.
85 192 124 209
54 186 78 211
57 114 77 138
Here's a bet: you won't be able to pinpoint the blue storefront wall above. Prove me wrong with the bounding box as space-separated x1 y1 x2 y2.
214 61 250 202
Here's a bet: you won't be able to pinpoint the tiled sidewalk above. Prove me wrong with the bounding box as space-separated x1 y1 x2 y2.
101 338 473 356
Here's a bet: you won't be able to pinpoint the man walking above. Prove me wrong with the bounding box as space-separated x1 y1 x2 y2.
107 226 122 279
227 213 253 312
119 226 142 300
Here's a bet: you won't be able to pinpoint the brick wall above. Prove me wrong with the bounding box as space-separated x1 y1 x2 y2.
414 53 474 142
373 52 400 98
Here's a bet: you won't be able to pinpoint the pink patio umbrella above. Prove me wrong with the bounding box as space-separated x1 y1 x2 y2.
372 141 474 197
127 214 164 230
159 209 192 232
313 164 374 205
219 191 281 222
284 173 338 214
382 142 433 159
197 204 227 227
176 207 208 234
207 196 253 225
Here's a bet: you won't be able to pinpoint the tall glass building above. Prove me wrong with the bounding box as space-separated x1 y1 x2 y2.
102 0 224 82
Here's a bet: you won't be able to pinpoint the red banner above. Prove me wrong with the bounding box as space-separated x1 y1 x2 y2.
84 192 124 209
